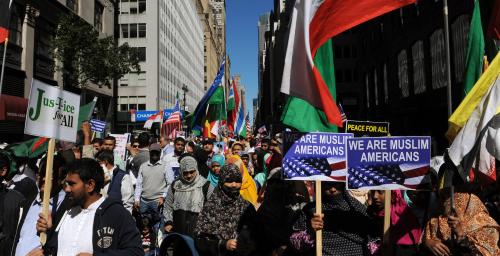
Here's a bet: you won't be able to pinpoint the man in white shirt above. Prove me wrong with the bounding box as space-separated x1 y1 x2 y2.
36 158 142 256
162 137 186 186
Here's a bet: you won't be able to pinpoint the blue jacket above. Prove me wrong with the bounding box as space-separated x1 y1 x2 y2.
107 168 126 202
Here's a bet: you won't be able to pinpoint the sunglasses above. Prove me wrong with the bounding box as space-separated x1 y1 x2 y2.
132 145 139 148
271 143 279 146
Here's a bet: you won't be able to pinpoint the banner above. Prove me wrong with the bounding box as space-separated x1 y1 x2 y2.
282 132 353 181
346 136 432 190
25 79 80 142
109 133 130 161
90 119 106 133
134 109 184 122
345 120 390 137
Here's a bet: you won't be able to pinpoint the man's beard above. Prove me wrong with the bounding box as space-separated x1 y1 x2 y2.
69 193 86 207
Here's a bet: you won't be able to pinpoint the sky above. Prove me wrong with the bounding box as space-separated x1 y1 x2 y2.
226 0 274 124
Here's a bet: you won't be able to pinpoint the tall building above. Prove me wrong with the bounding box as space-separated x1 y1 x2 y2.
0 0 115 141
193 0 225 91
257 12 270 93
117 0 204 125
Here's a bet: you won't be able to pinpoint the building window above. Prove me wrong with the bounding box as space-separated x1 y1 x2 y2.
67 0 78 13
8 4 24 46
138 104 146 110
138 0 146 13
94 0 104 32
120 104 128 111
398 50 410 98
121 24 128 38
130 0 138 14
138 23 146 37
129 23 137 37
431 29 447 89
452 15 470 83
130 47 146 62
383 63 389 103
120 83 128 87
412 40 426 94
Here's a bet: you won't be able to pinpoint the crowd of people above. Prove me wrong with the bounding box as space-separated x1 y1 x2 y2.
1 122 500 256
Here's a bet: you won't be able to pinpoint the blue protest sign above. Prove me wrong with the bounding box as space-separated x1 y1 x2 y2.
283 132 353 181
346 136 432 190
90 119 106 133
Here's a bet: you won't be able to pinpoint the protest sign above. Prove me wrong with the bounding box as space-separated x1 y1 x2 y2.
345 120 390 137
346 136 432 190
109 133 130 161
25 79 80 142
283 132 353 181
90 119 106 133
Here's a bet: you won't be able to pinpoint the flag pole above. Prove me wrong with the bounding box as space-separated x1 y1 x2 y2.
443 0 453 117
40 138 56 245
0 38 9 94
315 180 322 256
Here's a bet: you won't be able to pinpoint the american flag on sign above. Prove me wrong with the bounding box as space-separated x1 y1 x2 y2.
283 157 347 181
347 163 430 190
162 101 182 139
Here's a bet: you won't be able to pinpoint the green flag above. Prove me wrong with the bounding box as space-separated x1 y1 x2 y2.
463 0 485 96
77 97 97 127
208 86 224 104
281 39 338 132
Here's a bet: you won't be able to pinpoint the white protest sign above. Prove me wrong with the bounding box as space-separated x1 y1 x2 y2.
109 133 130 161
25 79 80 142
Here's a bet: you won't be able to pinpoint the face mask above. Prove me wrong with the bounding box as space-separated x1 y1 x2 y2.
222 185 240 198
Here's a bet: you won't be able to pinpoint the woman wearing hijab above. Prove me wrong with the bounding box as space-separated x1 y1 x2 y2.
207 154 224 187
226 155 258 206
288 182 373 256
163 156 213 237
423 188 500 256
194 164 257 256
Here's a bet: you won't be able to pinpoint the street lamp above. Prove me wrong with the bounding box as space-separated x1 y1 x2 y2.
182 84 189 136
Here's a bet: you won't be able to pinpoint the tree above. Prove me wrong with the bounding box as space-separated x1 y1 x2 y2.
51 14 139 89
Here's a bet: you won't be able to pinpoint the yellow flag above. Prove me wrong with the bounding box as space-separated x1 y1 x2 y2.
446 53 500 141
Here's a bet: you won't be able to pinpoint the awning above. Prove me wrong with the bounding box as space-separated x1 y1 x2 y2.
0 95 28 122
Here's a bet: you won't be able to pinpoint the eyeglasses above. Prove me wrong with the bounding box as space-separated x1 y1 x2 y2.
271 143 279 146
132 145 139 148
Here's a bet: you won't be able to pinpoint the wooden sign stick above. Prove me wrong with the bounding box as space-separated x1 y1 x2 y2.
316 180 322 256
383 190 392 256
40 138 56 245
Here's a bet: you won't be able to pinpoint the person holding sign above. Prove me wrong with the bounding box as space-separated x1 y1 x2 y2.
35 158 143 255
423 186 500 256
289 182 375 256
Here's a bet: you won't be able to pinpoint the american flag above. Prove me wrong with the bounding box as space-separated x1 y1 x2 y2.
162 101 182 139
347 164 430 190
245 113 251 136
283 157 347 181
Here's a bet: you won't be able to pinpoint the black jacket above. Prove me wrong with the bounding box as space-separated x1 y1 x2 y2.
53 197 143 256
0 186 27 256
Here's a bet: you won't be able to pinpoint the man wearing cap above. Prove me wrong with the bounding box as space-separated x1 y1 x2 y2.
134 143 168 227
